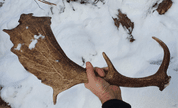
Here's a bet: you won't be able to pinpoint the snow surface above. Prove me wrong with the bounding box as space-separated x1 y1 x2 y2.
29 34 45 49
0 0 178 108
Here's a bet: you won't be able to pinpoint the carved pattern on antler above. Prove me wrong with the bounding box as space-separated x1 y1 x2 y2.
3 14 171 104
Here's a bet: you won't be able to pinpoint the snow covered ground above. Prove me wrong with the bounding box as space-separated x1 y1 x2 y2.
0 0 178 108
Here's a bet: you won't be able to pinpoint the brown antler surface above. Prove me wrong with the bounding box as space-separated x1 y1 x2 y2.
102 37 171 91
3 13 171 104
0 87 11 108
0 97 11 108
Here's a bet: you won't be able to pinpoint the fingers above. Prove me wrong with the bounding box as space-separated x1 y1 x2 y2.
86 62 106 78
95 68 105 77
86 62 96 81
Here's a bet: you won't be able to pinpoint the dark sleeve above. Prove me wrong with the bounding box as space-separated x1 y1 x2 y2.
102 99 131 108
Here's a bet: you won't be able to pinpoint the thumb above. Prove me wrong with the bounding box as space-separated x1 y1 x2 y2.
86 62 96 81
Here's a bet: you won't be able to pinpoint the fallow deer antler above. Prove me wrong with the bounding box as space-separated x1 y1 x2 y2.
3 14 171 104
102 37 171 91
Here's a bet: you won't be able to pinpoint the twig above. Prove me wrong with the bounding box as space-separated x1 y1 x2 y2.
69 2 75 11
34 0 45 10
93 0 99 4
38 0 57 6
62 0 66 12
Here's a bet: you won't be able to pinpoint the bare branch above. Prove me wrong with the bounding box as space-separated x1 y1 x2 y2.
38 0 57 6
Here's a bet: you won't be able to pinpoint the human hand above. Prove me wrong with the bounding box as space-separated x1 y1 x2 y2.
84 62 122 104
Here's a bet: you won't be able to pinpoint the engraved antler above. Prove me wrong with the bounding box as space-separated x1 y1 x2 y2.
3 14 171 104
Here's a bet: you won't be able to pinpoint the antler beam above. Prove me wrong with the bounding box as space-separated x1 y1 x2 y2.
102 37 171 91
3 14 171 104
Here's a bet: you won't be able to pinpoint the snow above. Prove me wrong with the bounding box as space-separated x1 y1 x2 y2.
29 34 45 50
14 44 22 51
0 0 178 108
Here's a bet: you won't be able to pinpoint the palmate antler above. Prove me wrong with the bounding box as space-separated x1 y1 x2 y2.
3 14 171 104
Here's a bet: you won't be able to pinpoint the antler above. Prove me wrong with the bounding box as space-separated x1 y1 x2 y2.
3 14 171 104
102 37 171 91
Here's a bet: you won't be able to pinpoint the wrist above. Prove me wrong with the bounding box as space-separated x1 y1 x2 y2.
99 92 115 104
99 90 122 104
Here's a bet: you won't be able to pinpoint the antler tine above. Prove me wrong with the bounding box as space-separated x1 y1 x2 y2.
152 37 170 73
152 36 171 90
102 37 171 91
102 52 117 79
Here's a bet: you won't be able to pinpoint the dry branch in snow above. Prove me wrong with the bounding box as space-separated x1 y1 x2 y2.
67 0 104 4
38 0 56 6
